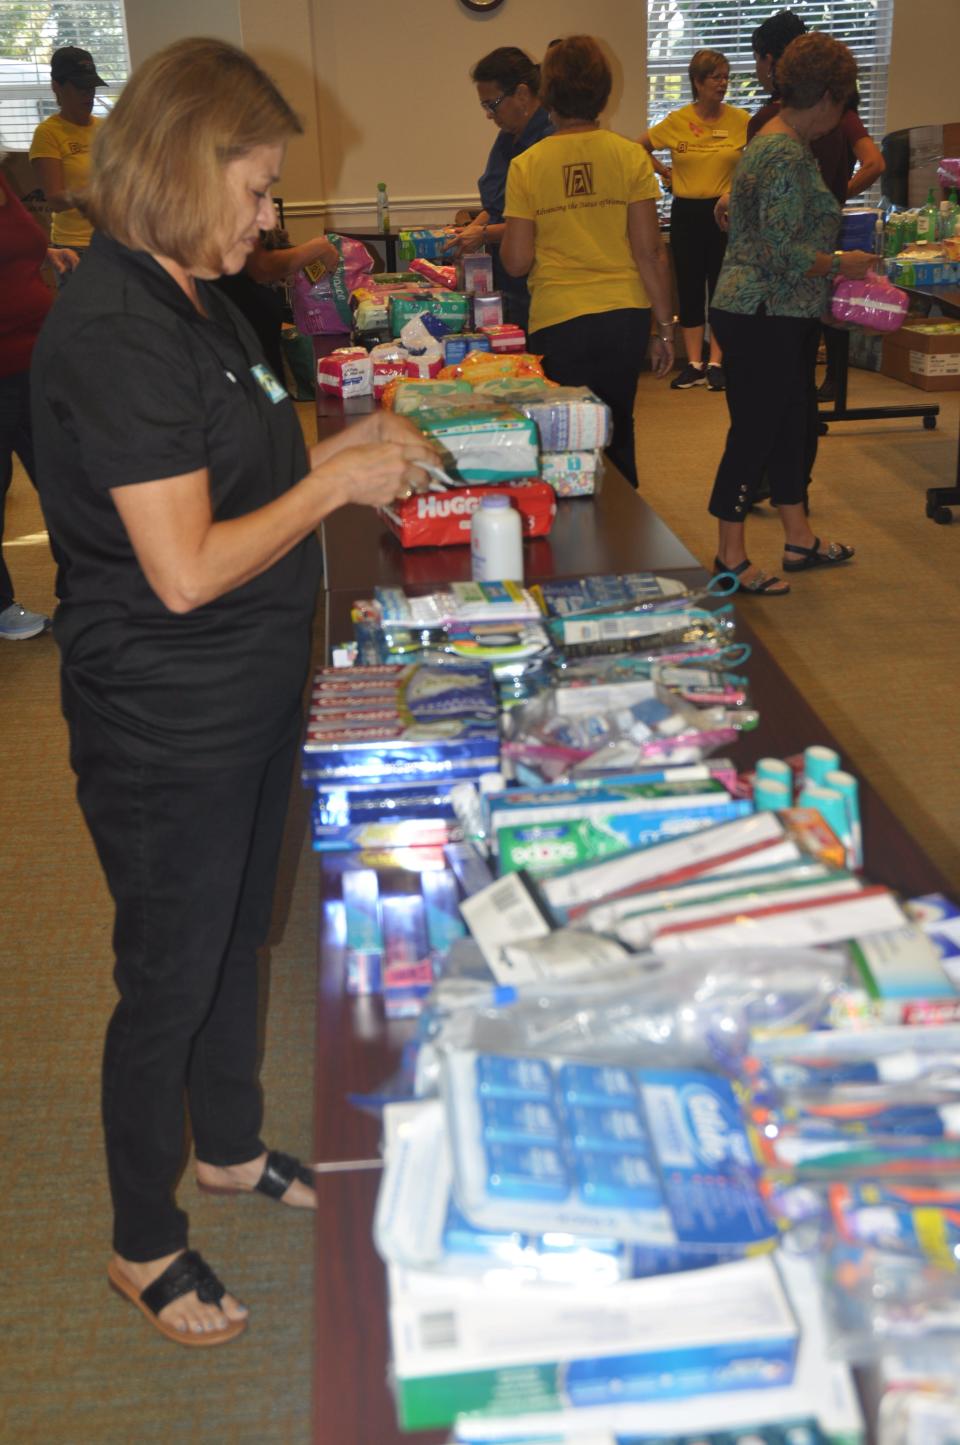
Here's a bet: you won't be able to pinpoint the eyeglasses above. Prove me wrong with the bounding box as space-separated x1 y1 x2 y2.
481 87 516 115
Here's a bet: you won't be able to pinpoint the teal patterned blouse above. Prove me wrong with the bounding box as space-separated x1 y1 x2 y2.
712 133 840 318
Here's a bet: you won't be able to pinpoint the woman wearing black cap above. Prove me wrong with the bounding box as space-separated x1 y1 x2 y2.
29 46 107 258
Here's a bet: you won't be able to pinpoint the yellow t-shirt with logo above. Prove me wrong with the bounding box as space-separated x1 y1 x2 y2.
505 129 661 334
646 103 748 198
29 114 101 247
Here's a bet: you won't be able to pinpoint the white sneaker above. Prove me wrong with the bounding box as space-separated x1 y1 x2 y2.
0 602 50 640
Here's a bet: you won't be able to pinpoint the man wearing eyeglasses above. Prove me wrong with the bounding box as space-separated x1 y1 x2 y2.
444 46 553 331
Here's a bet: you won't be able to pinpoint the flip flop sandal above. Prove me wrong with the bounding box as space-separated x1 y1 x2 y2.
107 1250 247 1346
197 1149 316 1206
713 557 791 596
782 537 855 572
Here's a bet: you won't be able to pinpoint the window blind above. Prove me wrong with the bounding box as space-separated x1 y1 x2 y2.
647 0 895 144
0 0 128 151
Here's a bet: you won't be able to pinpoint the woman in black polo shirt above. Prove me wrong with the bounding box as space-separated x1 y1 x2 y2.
31 38 436 1347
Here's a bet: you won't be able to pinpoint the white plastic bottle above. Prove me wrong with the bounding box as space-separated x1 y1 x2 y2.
470 494 523 581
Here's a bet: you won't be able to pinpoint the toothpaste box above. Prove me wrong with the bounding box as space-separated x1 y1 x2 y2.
301 720 501 786
849 923 958 1001
448 1254 862 1444
492 784 752 876
387 1252 799 1431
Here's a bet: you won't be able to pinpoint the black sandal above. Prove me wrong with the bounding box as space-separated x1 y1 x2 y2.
197 1149 316 1206
713 557 790 596
107 1249 247 1346
782 537 854 572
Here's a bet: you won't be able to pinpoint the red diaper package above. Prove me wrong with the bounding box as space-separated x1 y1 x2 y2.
408 257 460 290
316 347 373 396
403 354 443 380
380 481 557 548
480 324 528 353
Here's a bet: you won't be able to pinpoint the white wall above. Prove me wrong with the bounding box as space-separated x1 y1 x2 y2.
886 0 960 134
125 0 241 66
120 0 960 242
122 0 647 239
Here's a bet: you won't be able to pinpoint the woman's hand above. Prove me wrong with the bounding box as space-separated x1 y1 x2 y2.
838 250 875 280
316 441 437 509
714 194 731 232
657 164 673 191
650 335 674 379
47 246 80 274
443 223 486 258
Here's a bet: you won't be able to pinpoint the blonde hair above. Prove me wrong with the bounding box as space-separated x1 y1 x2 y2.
87 37 302 272
689 49 728 100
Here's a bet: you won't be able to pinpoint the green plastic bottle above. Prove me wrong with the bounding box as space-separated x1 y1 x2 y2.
941 188 960 239
376 181 390 235
917 187 940 242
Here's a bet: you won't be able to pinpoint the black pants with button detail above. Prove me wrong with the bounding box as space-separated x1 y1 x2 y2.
65 680 298 1261
708 307 820 521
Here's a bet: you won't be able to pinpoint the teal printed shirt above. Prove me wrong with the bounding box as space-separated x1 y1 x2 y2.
712 134 841 318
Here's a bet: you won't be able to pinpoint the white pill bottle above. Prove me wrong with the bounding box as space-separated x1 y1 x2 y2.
470 494 524 581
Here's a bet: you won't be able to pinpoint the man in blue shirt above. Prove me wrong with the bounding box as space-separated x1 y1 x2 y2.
446 47 553 332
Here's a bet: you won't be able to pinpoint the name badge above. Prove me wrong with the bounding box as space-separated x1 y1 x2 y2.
712 129 729 139
251 363 287 404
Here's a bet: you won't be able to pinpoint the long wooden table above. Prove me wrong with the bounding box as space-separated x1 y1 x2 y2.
310 440 953 1445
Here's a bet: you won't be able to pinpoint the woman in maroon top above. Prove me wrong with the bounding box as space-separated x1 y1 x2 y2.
0 167 77 638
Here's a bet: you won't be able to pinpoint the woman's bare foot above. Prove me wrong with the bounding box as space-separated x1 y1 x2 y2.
111 1251 248 1338
196 1151 317 1209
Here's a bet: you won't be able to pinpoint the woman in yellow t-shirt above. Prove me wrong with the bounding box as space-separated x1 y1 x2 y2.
501 36 674 490
29 46 106 256
639 50 748 391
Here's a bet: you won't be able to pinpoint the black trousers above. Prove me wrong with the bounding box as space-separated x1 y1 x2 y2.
65 682 299 1260
528 307 651 489
708 308 820 521
0 370 35 611
669 197 727 330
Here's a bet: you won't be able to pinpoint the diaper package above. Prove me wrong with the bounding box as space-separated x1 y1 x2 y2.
539 450 603 497
408 400 540 483
521 387 613 451
387 378 474 413
389 290 470 338
315 346 373 397
380 481 557 549
479 323 527 353
408 257 459 290
397 227 459 261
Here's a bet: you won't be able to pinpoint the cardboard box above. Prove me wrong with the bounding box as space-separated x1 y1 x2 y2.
881 321 960 391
